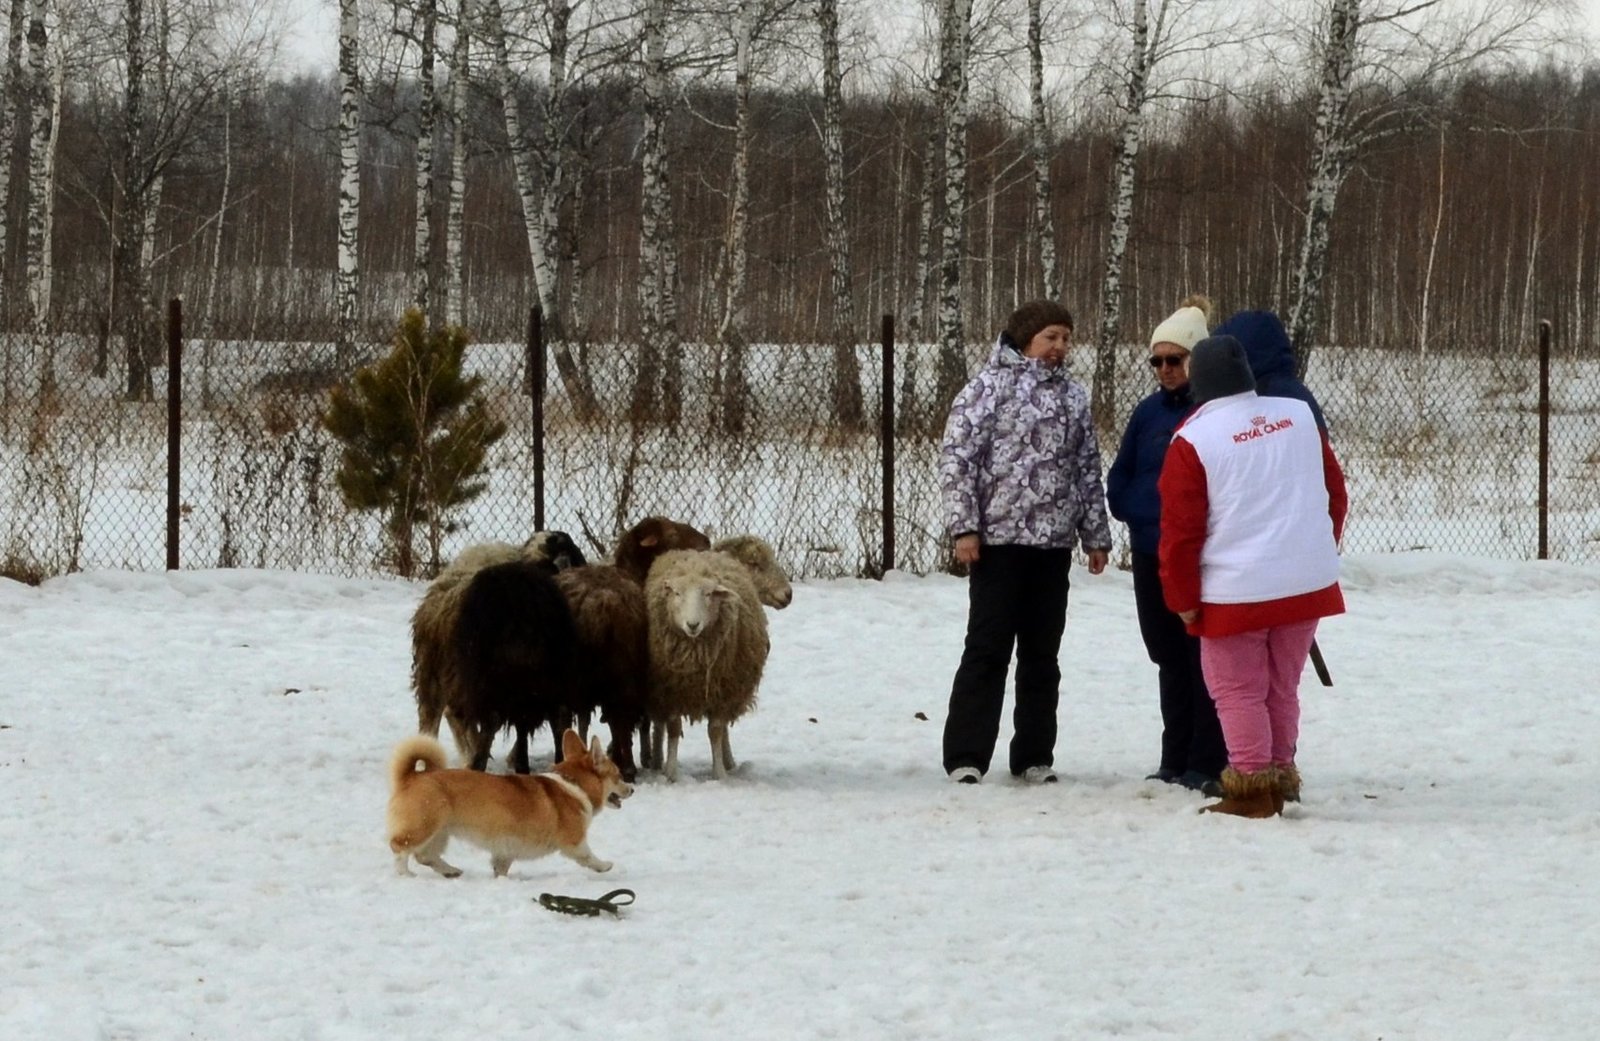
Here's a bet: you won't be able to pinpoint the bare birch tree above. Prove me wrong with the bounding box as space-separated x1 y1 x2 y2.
933 0 972 414
337 0 362 364
444 0 466 326
1286 0 1556 374
633 0 682 423
1027 0 1056 300
816 0 862 427
411 0 437 315
714 0 755 434
0 0 25 290
479 0 597 415
1090 0 1151 428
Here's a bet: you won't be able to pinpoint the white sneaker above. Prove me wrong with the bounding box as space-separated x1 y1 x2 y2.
1020 765 1058 785
948 766 982 785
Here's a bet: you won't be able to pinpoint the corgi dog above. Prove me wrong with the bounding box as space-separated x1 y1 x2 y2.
387 728 633 878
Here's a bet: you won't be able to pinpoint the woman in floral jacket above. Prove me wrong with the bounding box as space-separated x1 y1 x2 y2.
938 300 1113 785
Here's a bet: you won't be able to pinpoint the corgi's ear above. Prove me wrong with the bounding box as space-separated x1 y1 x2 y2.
589 734 604 761
561 728 585 760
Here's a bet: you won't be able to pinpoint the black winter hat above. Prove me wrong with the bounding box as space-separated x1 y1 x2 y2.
1188 334 1256 404
1004 300 1074 352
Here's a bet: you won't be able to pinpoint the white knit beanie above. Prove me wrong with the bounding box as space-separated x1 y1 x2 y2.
1148 294 1213 351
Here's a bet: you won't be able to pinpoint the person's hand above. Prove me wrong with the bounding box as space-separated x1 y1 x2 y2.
953 534 981 565
1178 608 1198 624
1086 548 1108 575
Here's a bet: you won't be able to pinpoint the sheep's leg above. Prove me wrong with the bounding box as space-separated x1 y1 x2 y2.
606 716 638 782
508 725 531 774
708 721 728 781
551 708 574 762
416 698 443 738
664 718 683 782
721 726 737 773
444 709 475 763
467 724 495 772
649 719 666 773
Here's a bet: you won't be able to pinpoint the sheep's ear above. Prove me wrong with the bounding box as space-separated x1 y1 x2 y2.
561 728 586 760
639 533 660 548
711 584 735 599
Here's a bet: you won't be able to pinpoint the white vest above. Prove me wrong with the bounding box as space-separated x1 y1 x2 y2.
1173 392 1340 604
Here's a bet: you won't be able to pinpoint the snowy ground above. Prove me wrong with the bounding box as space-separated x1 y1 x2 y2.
3 554 1597 1040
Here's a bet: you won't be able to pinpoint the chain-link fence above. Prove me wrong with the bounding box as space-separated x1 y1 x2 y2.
1 304 1596 583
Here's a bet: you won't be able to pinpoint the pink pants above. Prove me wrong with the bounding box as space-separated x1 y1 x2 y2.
1198 620 1320 774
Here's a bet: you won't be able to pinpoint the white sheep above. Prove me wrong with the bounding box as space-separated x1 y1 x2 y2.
711 534 793 609
644 548 769 781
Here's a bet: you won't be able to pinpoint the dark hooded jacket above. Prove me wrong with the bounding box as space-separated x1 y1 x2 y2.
1211 310 1328 431
1106 382 1193 555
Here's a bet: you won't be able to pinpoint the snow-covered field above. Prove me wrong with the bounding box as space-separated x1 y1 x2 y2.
4 552 1597 1039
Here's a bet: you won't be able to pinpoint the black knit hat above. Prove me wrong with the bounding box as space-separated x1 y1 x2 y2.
1188 334 1256 404
1004 300 1074 352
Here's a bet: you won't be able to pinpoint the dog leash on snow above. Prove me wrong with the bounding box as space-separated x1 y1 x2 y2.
537 888 636 918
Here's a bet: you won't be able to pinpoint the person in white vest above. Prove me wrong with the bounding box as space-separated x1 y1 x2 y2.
1156 334 1348 818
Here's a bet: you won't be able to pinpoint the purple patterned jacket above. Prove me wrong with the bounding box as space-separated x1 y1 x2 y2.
938 336 1113 553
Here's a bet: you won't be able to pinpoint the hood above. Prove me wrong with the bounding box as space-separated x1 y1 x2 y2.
1213 310 1295 384
988 332 1062 379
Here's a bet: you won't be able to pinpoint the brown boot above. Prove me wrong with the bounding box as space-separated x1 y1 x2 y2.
1199 767 1278 819
1273 763 1302 815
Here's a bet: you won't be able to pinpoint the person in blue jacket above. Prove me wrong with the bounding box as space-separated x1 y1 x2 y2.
1211 309 1328 431
1106 295 1225 793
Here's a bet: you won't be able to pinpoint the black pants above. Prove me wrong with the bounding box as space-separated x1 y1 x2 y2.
943 544 1071 776
1131 549 1225 778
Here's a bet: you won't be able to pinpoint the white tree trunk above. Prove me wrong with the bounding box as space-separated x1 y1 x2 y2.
634 0 680 421
934 0 971 409
24 0 53 337
413 0 437 315
1028 0 1056 300
445 0 468 326
202 87 231 404
481 0 560 331
817 0 862 426
139 0 169 275
337 0 362 363
539 0 570 332
0 0 25 288
714 0 752 434
910 123 937 340
115 0 156 400
1288 0 1360 375
1092 0 1150 427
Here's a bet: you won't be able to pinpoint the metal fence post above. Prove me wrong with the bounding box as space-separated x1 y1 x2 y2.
1538 319 1550 561
881 314 895 576
529 306 547 532
166 298 183 571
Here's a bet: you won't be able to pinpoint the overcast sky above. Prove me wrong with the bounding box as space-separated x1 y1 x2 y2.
278 0 1599 78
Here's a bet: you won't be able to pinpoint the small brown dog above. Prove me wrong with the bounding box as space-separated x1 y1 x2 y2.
387 729 633 878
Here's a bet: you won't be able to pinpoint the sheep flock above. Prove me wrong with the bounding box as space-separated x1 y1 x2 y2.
408 516 790 782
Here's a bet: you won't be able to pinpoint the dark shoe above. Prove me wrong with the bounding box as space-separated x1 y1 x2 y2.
1177 770 1223 797
1145 767 1183 784
1199 767 1279 819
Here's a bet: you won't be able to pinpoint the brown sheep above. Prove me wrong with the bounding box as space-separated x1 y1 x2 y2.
612 515 710 584
553 564 649 781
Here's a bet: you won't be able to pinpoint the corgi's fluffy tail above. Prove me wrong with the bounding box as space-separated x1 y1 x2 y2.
390 735 449 791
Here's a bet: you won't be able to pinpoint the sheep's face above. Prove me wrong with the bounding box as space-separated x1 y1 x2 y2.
522 530 587 572
665 577 733 639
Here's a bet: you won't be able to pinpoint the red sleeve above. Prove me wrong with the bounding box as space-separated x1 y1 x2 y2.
1320 431 1348 544
1157 436 1207 614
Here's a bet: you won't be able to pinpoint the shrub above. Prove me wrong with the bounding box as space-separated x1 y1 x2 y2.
323 309 506 577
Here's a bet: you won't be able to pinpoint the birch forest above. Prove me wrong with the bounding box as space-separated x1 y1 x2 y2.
1 0 1594 372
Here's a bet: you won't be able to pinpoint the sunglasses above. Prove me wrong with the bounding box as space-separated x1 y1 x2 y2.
1148 354 1187 370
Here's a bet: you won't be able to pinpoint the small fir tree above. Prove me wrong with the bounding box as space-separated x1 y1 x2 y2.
323 309 506 577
